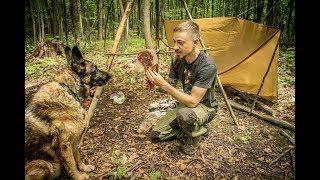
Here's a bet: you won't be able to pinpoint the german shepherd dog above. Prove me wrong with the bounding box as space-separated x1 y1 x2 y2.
25 46 111 179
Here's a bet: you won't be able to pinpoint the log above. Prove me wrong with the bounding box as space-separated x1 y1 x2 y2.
270 146 294 165
237 92 274 116
229 100 295 131
279 129 295 145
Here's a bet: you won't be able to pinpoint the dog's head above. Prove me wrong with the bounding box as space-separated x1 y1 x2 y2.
64 46 112 88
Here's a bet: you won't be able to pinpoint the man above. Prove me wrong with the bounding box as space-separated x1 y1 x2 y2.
146 21 218 155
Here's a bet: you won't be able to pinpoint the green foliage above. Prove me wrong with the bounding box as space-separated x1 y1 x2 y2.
25 63 42 78
25 57 59 78
149 170 162 180
25 37 35 55
116 166 126 179
237 131 251 145
111 149 122 164
125 38 145 53
278 47 295 87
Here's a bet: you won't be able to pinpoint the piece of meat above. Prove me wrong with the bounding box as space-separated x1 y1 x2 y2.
136 49 158 89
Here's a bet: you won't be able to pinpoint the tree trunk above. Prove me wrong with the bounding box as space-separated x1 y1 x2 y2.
77 0 84 38
58 0 63 40
246 0 251 19
40 0 45 41
143 0 153 49
137 0 141 37
235 0 240 17
254 0 263 23
63 0 69 45
155 0 160 50
97 0 104 40
29 0 37 44
118 0 128 51
81 0 89 36
286 0 294 39
104 3 110 48
266 0 275 26
44 0 55 36
211 0 214 17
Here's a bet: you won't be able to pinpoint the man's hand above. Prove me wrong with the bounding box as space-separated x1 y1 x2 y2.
145 69 168 88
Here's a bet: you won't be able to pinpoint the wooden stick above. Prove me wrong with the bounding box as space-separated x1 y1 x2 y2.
279 129 295 145
290 149 295 175
78 86 104 148
270 146 294 165
237 91 274 116
249 39 280 114
106 0 135 71
78 1 135 148
181 0 239 127
104 48 212 56
229 100 295 131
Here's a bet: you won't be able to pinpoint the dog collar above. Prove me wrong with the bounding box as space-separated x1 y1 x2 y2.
59 82 84 103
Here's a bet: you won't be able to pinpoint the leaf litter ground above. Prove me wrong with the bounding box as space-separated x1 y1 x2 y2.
25 51 295 180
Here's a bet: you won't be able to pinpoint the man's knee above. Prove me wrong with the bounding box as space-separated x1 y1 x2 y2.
176 108 197 132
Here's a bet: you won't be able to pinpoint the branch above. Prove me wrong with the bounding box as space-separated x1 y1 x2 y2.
229 100 295 131
78 86 104 148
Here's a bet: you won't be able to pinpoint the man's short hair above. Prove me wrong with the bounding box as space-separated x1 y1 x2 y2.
173 21 200 39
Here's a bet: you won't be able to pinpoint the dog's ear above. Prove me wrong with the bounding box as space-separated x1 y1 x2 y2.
72 46 84 63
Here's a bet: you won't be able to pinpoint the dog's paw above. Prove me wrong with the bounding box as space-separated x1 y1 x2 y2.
79 163 95 172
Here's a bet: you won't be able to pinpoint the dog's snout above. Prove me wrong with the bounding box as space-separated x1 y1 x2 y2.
92 70 112 86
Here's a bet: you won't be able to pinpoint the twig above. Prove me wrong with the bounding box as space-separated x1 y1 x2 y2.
279 129 295 145
270 146 294 165
125 160 143 174
200 149 207 165
290 149 295 175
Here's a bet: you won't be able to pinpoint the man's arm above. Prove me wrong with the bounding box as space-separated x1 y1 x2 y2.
146 70 207 108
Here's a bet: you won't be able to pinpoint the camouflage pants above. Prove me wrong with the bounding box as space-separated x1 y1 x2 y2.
151 103 217 142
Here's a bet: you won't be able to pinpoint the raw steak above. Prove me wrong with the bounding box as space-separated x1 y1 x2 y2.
136 49 158 89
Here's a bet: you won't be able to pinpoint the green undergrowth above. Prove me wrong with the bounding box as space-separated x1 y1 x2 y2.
278 47 295 87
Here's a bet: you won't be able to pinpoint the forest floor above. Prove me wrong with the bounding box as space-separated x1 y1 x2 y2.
25 39 295 180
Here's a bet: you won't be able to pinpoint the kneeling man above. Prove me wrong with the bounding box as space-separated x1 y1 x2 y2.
146 21 218 155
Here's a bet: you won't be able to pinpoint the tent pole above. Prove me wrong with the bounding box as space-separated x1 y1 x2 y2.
249 34 280 114
180 0 239 127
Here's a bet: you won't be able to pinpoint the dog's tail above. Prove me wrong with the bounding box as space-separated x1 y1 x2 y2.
25 159 61 180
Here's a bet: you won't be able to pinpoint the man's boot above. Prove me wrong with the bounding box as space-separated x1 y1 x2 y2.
181 136 199 155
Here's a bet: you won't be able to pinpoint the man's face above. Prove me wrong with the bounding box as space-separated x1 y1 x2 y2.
173 31 197 59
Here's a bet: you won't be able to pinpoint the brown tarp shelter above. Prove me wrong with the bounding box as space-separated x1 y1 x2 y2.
164 17 281 100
